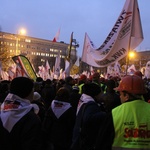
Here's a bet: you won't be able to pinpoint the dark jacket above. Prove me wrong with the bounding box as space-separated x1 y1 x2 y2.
41 84 56 110
0 110 43 150
42 100 76 150
71 95 106 150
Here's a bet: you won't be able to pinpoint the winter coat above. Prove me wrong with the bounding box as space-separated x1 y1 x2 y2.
71 94 106 150
0 93 43 150
42 99 76 150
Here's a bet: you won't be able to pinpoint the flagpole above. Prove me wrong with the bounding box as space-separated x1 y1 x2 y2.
125 39 131 75
68 32 73 60
125 0 137 75
67 32 73 76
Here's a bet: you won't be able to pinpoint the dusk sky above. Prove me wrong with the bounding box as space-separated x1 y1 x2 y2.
1 0 149 57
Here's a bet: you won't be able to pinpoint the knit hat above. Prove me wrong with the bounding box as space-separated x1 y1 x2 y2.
55 87 70 102
82 83 101 97
10 77 34 98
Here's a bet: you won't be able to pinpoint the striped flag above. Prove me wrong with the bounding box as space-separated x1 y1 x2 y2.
12 55 37 81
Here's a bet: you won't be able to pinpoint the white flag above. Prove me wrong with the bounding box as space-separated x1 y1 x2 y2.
54 52 61 77
127 64 136 74
64 59 70 77
82 0 143 67
45 60 50 71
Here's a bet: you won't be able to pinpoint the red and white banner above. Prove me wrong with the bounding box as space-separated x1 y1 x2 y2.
81 0 143 67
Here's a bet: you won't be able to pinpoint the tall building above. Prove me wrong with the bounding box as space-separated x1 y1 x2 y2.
0 31 78 72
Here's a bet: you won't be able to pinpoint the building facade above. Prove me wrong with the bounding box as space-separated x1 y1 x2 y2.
0 31 78 72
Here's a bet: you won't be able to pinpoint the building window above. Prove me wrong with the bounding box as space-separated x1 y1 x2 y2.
25 39 31 43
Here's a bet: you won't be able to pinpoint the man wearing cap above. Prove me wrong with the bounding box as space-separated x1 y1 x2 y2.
0 77 43 150
95 75 150 150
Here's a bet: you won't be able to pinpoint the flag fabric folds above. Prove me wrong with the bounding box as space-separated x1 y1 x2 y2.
54 52 61 78
64 59 70 77
70 56 79 75
52 28 60 42
81 0 143 67
12 55 37 81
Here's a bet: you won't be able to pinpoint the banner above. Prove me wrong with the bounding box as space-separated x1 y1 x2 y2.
82 0 143 67
12 55 37 81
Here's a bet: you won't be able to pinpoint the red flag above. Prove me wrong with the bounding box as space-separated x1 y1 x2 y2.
52 28 60 42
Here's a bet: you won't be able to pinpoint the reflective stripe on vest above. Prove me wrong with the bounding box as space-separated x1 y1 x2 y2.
112 100 150 149
78 83 84 94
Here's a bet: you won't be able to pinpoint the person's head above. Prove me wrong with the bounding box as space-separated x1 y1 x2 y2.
92 72 100 83
65 76 74 86
114 75 147 103
79 74 87 84
82 83 101 101
106 79 116 92
55 87 70 102
36 77 43 82
10 77 34 101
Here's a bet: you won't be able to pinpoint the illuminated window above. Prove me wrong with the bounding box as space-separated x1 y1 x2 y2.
25 39 31 43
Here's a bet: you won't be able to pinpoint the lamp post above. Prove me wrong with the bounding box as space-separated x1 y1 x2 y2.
16 28 26 55
125 50 135 75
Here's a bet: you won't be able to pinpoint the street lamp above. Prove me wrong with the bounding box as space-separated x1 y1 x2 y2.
19 28 26 35
129 51 135 59
125 50 135 75
16 28 26 55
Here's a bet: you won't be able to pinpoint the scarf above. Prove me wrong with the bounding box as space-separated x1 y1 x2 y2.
51 100 71 119
0 93 39 132
76 93 95 115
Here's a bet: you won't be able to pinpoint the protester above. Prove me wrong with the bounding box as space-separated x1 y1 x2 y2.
78 74 87 94
92 72 106 93
63 76 74 93
100 79 121 112
0 80 10 104
42 87 76 150
69 85 81 113
95 75 150 150
71 82 106 150
0 77 43 150
32 91 46 122
41 79 56 110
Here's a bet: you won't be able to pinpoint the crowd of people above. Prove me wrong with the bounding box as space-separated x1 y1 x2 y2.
0 71 150 150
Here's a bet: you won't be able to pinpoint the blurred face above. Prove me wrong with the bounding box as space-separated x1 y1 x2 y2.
119 91 129 103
